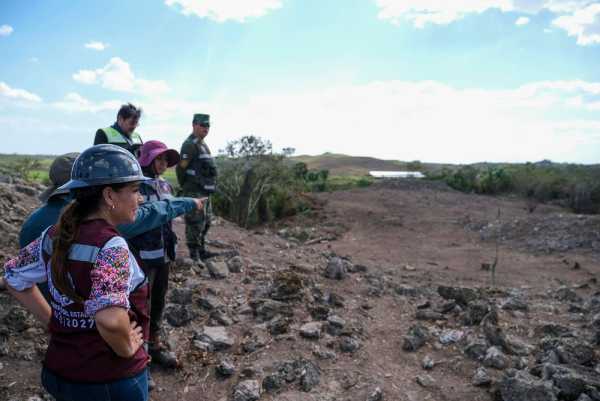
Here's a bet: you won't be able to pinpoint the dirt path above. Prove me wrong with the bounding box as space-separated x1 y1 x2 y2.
311 182 597 290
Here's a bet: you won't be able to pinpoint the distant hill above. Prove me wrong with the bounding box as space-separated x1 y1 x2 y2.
291 153 600 177
292 153 410 176
290 153 453 176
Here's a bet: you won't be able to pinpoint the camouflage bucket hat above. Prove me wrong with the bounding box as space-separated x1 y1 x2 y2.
39 152 80 202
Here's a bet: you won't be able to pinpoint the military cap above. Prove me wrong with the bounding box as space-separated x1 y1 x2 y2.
192 113 210 125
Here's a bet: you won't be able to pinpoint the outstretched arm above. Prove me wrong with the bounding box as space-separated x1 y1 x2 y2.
117 197 199 239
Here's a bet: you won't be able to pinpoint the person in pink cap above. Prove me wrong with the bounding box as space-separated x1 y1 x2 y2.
129 140 193 373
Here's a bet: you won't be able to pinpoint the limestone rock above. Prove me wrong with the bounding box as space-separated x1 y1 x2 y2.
195 326 234 351
232 380 261 401
207 260 229 279
472 367 492 387
324 257 348 280
403 324 429 352
227 256 245 273
499 370 557 401
300 322 322 339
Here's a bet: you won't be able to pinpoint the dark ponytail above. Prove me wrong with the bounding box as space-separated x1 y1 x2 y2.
50 186 105 303
50 183 132 303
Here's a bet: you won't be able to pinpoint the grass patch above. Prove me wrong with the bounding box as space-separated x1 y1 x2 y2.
0 154 54 184
162 169 178 189
319 175 375 191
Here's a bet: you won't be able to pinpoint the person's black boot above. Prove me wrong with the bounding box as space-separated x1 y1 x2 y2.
188 246 200 262
149 347 179 369
198 248 220 260
149 333 179 369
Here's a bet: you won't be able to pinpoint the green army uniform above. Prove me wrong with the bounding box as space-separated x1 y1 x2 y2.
176 114 217 260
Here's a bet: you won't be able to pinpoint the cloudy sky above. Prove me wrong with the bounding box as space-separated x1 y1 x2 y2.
2 0 600 163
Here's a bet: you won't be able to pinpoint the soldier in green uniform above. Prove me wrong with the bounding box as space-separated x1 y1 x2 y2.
94 103 144 157
176 113 218 261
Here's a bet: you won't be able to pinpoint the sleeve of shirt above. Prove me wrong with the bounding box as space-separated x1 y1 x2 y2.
84 244 131 316
180 141 196 161
94 129 108 145
116 197 197 239
18 216 37 249
3 237 47 291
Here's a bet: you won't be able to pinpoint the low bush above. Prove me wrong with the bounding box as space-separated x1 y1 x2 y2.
432 162 600 214
211 136 313 227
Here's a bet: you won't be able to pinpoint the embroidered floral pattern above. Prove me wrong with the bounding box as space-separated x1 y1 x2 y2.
84 246 131 316
4 238 41 272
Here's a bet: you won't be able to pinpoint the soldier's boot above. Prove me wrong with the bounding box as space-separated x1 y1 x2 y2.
198 237 219 260
149 332 179 369
198 248 220 260
188 246 200 262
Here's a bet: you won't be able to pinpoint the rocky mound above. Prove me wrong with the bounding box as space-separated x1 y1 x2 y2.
0 180 42 265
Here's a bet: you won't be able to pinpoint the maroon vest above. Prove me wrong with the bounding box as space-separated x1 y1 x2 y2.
42 219 150 382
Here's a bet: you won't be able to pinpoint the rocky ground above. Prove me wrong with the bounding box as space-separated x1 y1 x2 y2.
0 177 45 267
0 179 599 401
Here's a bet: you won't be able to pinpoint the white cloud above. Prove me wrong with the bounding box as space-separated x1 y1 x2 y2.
374 0 513 27
165 0 282 22
374 0 600 46
53 92 122 113
0 82 42 103
542 0 594 14
0 24 13 36
73 69 98 84
188 79 600 164
73 57 170 96
519 79 600 95
84 41 109 51
552 3 600 45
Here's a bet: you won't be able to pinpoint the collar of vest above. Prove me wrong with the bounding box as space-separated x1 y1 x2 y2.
103 127 143 144
47 219 119 250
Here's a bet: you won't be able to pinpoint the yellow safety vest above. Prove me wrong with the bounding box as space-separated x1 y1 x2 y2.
102 127 143 145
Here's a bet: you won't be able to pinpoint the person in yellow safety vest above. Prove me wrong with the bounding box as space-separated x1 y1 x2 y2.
94 103 144 157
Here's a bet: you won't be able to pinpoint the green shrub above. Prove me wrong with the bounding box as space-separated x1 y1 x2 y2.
13 158 43 182
475 167 512 194
293 162 308 180
214 135 309 227
445 166 478 192
406 160 423 171
356 177 373 188
430 161 600 214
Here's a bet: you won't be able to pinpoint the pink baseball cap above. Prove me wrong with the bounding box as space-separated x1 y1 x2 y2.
138 140 180 167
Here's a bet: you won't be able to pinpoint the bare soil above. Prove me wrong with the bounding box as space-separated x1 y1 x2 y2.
1 180 599 401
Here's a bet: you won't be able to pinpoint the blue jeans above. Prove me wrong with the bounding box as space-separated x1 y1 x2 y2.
42 367 148 401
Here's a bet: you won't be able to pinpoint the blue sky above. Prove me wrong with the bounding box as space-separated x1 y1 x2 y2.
2 0 600 163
